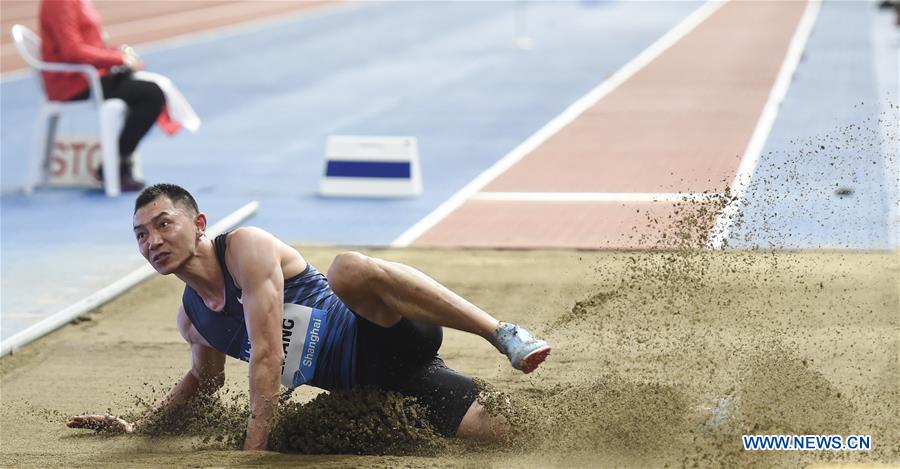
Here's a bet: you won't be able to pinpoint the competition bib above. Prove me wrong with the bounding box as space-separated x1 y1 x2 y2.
279 304 327 387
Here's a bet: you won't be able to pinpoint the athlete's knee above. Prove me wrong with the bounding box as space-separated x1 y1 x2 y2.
456 400 509 442
328 251 382 297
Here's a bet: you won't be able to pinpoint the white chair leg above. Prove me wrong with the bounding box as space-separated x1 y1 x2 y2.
99 99 126 197
25 107 57 194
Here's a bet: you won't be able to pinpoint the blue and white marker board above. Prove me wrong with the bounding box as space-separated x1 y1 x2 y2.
320 135 422 198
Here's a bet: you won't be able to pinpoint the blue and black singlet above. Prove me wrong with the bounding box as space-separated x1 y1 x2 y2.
182 233 357 390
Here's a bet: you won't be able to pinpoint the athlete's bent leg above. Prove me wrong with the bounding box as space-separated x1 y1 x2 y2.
328 251 499 337
328 251 550 373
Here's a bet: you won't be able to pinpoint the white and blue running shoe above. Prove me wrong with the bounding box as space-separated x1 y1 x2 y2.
491 323 551 374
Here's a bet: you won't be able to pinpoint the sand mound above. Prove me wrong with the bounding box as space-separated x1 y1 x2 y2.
270 388 447 455
129 386 446 455
131 389 249 448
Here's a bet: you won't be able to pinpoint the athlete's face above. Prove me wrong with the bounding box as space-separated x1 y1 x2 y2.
133 196 205 275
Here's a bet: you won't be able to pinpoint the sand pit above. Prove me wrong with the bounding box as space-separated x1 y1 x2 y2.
1 246 898 467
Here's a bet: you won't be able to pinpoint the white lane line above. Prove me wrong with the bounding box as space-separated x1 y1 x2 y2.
390 0 726 247
0 68 29 81
0 200 259 357
707 0 822 249
103 1 283 38
124 2 362 59
471 192 725 203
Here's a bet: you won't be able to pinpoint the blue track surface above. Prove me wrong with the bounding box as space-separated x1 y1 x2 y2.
1 1 702 340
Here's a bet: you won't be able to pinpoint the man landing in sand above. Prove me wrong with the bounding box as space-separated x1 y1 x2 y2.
68 183 551 449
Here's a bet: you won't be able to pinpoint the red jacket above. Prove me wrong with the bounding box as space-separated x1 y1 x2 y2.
40 0 124 101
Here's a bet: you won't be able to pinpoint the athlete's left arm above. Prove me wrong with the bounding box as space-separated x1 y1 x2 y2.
228 228 285 451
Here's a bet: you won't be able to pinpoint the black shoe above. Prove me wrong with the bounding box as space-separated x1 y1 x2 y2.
120 174 145 192
95 164 144 191
120 172 146 192
119 158 146 192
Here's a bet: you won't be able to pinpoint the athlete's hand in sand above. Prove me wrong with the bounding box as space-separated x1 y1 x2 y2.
67 414 136 433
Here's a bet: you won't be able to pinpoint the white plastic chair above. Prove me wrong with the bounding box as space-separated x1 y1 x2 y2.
11 24 126 196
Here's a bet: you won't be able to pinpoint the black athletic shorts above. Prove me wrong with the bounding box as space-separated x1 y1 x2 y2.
354 316 479 437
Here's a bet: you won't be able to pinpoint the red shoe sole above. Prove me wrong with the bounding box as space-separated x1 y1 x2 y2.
518 346 551 374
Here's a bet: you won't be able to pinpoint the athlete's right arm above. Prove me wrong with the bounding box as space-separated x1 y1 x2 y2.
67 306 226 433
146 306 227 420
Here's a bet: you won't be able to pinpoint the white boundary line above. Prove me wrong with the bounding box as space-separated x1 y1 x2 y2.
471 192 724 203
707 0 822 249
104 2 306 39
0 201 259 357
135 2 362 57
391 0 725 247
0 68 29 81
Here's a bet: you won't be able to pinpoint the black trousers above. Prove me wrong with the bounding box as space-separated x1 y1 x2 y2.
70 71 165 161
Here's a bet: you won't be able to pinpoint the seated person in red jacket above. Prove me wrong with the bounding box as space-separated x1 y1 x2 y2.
40 0 164 191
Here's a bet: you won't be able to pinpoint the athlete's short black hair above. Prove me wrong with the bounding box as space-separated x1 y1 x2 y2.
134 183 199 216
